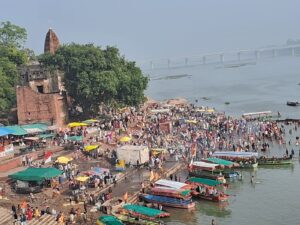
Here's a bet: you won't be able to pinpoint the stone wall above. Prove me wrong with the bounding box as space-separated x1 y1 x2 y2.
16 86 67 126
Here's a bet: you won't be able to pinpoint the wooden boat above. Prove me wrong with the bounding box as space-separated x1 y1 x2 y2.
120 204 170 219
185 177 229 202
115 214 165 225
212 151 258 169
154 179 191 190
150 186 192 199
189 169 226 183
97 215 124 225
140 194 195 209
201 158 239 178
258 156 293 166
287 101 300 106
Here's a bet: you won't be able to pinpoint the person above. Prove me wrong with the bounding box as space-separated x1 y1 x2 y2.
251 176 254 184
286 149 289 157
291 149 295 156
34 207 41 218
169 174 173 180
174 174 178 182
20 213 27 225
212 218 216 225
82 211 87 223
13 213 18 225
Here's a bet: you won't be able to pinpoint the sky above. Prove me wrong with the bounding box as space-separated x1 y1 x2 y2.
1 0 300 62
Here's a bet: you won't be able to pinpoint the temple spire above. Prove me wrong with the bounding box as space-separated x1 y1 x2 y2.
44 28 60 54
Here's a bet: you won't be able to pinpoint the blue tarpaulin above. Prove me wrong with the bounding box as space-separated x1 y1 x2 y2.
0 127 13 137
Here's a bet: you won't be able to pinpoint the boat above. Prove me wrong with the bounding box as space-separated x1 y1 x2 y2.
154 179 191 190
188 161 226 183
150 186 192 199
185 177 229 202
115 204 169 225
201 158 240 178
97 215 124 225
212 151 258 169
140 193 195 209
258 156 293 166
287 101 300 106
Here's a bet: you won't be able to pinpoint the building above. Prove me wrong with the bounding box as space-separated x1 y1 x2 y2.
16 28 68 126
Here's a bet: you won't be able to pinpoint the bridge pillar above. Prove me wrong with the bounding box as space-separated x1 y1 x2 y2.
167 59 171 68
202 56 206 64
185 57 188 66
272 49 277 57
220 54 224 63
237 52 241 61
255 50 260 60
150 61 154 70
291 48 295 56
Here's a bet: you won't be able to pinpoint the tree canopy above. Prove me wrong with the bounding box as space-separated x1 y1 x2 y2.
39 43 148 116
0 21 28 112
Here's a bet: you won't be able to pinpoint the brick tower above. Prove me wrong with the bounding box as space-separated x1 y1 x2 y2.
44 28 60 54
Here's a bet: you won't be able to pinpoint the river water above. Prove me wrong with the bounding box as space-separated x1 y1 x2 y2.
145 56 300 225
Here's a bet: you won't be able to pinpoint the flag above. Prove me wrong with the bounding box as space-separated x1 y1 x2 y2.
191 143 196 157
44 151 52 164
123 192 128 202
149 170 154 181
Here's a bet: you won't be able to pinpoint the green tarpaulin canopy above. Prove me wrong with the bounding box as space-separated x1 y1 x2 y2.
206 157 235 166
123 204 167 218
9 167 63 182
98 215 124 225
67 136 83 142
21 123 49 133
188 177 222 186
5 126 28 136
38 133 55 139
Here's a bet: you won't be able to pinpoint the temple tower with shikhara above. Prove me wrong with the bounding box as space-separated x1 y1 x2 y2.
44 28 60 54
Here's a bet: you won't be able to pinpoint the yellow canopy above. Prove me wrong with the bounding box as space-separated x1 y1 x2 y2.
207 108 215 113
120 136 132 142
151 148 167 155
75 176 89 182
68 122 88 128
185 120 197 124
84 145 99 152
56 156 73 164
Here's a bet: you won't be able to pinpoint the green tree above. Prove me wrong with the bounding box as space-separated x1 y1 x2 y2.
39 43 148 117
0 21 27 48
0 21 28 112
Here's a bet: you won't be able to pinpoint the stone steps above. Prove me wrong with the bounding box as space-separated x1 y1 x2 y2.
0 207 57 225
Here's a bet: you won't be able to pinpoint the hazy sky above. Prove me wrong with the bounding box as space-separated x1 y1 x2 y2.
1 0 300 61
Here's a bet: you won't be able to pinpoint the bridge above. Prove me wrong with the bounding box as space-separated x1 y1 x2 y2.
137 44 300 71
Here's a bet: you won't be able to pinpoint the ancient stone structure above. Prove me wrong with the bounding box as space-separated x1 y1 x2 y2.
17 29 68 126
44 28 60 54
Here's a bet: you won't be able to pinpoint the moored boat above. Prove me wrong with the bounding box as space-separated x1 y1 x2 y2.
212 151 258 169
258 156 293 165
140 193 195 209
97 215 124 225
150 186 192 200
185 177 229 202
287 101 300 106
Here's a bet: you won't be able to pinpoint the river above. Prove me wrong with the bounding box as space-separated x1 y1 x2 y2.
145 56 300 225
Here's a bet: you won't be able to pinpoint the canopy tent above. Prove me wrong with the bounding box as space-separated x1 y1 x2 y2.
9 167 63 182
191 161 220 170
24 137 40 141
5 126 27 136
155 179 190 190
38 133 55 139
82 119 98 124
187 177 222 187
206 157 236 167
84 167 110 176
119 136 131 143
84 145 100 152
122 204 169 218
212 151 258 158
185 119 197 124
0 127 13 137
56 156 73 164
151 148 167 155
67 136 83 142
97 215 124 225
75 176 89 182
68 122 88 128
21 123 49 134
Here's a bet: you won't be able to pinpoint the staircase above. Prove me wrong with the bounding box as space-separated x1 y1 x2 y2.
0 207 58 225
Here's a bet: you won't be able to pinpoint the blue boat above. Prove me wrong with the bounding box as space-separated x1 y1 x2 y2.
140 194 195 209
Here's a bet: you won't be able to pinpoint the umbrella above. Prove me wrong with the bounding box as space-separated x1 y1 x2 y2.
68 122 88 128
75 176 89 182
56 156 73 164
84 145 99 152
82 119 98 124
120 136 132 142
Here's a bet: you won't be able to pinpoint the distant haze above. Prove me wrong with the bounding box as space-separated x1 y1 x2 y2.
1 0 300 61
